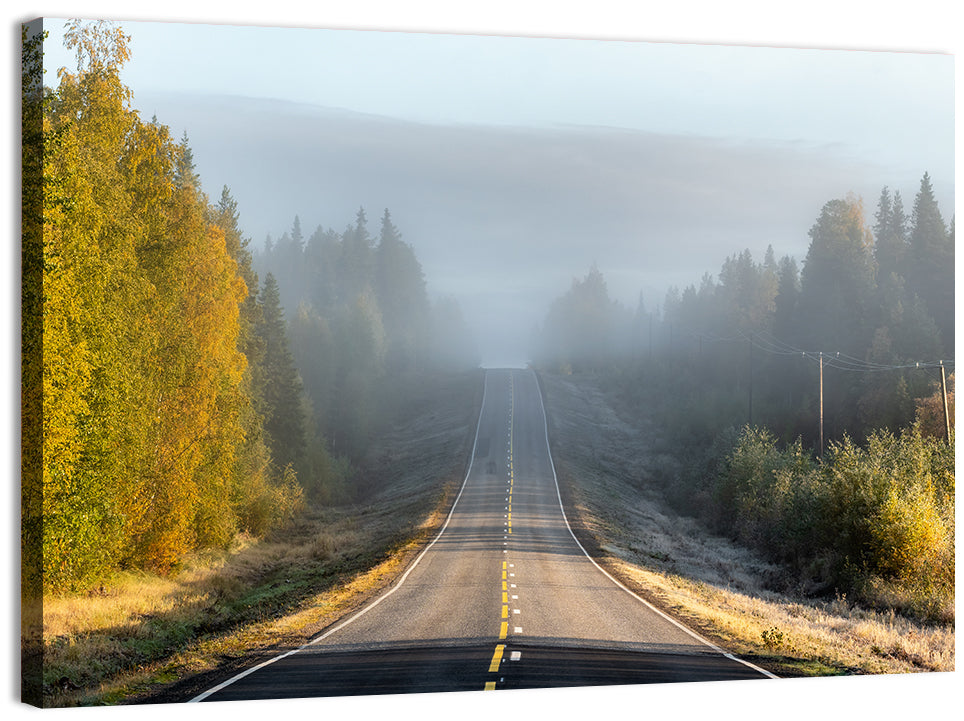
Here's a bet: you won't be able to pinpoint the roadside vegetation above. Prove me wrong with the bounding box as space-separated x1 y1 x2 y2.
35 371 481 707
530 178 954 667
25 19 480 707
709 423 953 623
539 372 954 677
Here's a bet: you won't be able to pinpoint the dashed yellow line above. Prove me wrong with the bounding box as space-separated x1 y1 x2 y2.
487 375 518 691
488 644 505 672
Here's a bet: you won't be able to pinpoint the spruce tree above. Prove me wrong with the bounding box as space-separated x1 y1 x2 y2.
257 273 308 472
772 255 800 345
798 195 876 354
375 208 430 373
873 186 908 284
907 173 953 351
337 207 374 303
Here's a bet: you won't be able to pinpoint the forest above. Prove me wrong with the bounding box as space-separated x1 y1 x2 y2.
532 184 955 620
24 18 954 625
22 21 477 596
252 208 479 486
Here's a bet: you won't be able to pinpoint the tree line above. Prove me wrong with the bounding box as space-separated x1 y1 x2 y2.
250 208 480 501
22 21 476 594
534 179 954 448
532 178 954 620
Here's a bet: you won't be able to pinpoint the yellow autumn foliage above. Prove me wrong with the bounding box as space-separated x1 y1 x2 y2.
27 21 298 592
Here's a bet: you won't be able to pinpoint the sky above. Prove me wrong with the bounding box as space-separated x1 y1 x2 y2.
36 12 955 367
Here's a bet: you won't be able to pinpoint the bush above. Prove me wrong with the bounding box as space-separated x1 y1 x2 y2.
237 464 305 538
713 426 813 553
713 424 954 621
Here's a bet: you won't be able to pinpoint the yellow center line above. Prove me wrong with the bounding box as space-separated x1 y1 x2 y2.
488 644 505 672
486 378 518 691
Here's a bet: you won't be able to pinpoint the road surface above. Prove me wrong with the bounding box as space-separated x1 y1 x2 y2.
192 369 773 701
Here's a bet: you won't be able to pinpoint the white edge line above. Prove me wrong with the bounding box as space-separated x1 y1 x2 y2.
189 371 492 702
530 370 779 681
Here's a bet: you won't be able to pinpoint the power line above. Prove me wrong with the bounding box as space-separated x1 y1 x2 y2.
726 328 952 373
652 321 954 449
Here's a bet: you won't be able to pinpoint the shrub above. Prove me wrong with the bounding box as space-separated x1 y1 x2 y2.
236 464 304 538
713 423 954 621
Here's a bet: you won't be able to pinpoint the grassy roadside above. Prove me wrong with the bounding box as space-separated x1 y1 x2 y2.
537 370 954 678
37 366 952 707
36 370 483 707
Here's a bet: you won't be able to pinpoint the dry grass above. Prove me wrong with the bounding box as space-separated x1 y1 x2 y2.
538 371 955 677
37 370 483 707
36 366 951 707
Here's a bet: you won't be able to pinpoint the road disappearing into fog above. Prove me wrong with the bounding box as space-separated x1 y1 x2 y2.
192 369 772 701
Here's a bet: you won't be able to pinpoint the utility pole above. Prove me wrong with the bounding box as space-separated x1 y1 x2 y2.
818 352 824 461
940 360 951 442
747 332 753 427
648 313 653 362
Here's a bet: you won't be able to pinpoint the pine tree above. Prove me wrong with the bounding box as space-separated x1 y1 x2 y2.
873 186 908 285
304 224 340 310
174 130 200 190
328 288 388 457
337 207 374 302
797 195 876 354
773 255 800 344
257 273 308 471
539 265 620 371
907 173 953 352
375 208 430 373
717 248 778 331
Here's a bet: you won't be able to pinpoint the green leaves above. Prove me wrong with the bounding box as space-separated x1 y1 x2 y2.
717 425 954 621
32 21 298 591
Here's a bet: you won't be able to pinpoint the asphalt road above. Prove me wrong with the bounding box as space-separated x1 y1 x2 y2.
192 369 772 702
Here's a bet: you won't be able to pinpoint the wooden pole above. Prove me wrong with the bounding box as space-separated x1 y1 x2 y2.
940 360 951 442
648 313 653 362
818 352 824 460
748 332 753 427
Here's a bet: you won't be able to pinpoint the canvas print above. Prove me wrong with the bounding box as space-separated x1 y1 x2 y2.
21 15 954 710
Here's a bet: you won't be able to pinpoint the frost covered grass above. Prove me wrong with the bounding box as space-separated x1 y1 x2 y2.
538 371 954 677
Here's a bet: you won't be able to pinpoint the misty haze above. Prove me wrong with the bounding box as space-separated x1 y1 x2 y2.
25 18 954 709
